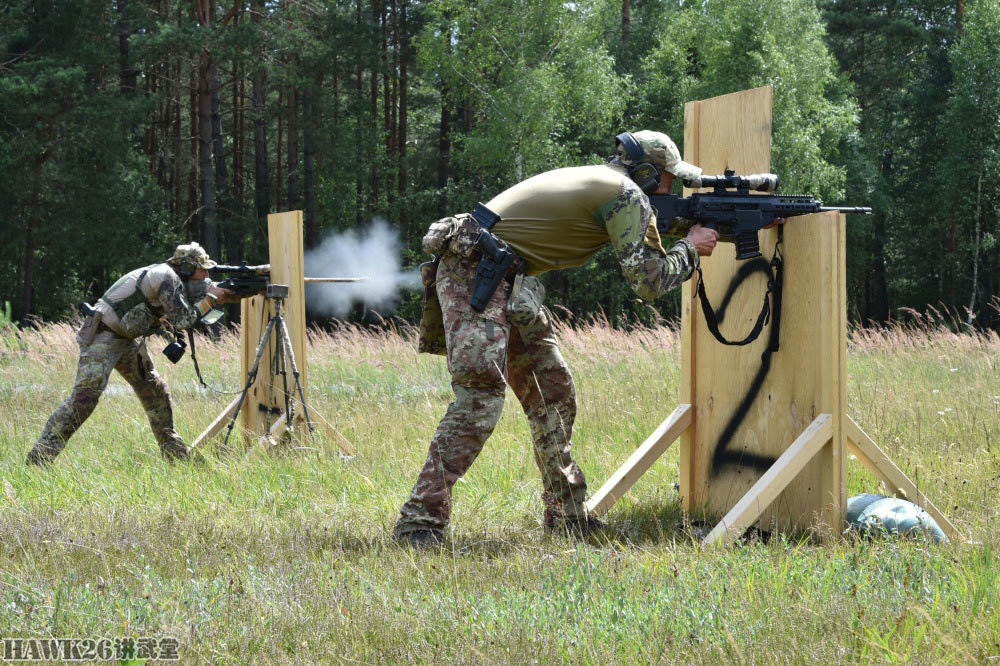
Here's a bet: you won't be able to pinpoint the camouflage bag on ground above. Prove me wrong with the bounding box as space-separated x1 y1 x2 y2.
505 274 545 328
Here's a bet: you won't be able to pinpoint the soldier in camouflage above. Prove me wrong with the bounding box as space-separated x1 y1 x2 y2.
27 243 241 465
395 130 720 547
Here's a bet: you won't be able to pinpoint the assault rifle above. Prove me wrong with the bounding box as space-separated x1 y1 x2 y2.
213 263 271 298
213 263 368 298
650 170 872 260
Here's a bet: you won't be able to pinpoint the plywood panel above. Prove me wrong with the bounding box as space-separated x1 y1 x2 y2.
240 211 308 438
678 86 846 534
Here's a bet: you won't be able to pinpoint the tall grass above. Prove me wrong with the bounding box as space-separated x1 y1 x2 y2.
0 316 997 664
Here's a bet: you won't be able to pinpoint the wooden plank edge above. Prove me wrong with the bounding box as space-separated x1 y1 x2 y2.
702 414 833 547
189 395 242 452
846 416 964 542
585 404 692 517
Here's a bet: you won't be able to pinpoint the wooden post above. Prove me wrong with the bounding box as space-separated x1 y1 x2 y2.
586 88 958 543
678 86 847 537
240 211 308 439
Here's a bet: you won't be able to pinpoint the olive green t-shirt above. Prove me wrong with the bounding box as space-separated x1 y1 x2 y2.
488 164 666 276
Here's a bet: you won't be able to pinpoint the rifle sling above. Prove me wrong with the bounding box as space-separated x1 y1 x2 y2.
187 328 209 389
695 234 783 351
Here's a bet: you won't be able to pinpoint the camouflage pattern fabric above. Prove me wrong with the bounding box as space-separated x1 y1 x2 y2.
27 262 213 464
394 250 587 538
605 176 699 301
28 328 188 464
100 264 216 339
417 259 446 355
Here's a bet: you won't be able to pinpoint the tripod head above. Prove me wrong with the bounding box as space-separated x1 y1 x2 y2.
266 283 289 300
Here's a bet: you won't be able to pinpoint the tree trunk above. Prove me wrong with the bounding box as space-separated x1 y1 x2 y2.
967 170 983 327
189 66 201 240
287 87 299 210
398 0 408 235
21 157 42 321
198 0 220 257
437 94 451 215
252 73 269 249
116 0 138 94
303 87 317 247
622 0 631 42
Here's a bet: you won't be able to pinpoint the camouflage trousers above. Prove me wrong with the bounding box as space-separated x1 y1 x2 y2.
28 328 188 464
395 252 587 537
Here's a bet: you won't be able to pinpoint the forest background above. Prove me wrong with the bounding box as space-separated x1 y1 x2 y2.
2 0 999 330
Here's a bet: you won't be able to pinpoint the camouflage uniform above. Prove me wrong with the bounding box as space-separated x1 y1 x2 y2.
28 247 220 465
398 248 588 536
396 131 701 539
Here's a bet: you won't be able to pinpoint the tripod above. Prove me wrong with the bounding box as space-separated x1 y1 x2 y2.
223 284 315 448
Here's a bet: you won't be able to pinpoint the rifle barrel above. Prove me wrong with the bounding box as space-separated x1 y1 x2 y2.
819 206 873 214
303 277 369 283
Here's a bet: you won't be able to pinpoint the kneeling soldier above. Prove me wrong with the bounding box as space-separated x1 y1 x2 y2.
27 243 241 465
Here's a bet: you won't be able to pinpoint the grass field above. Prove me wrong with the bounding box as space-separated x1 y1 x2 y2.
1 316 998 664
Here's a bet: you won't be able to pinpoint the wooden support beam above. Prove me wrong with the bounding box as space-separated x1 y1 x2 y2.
315 419 358 458
846 417 963 542
585 404 692 517
703 414 833 546
189 395 242 451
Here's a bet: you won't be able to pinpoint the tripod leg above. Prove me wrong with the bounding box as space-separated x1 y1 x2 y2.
224 316 277 448
276 314 315 434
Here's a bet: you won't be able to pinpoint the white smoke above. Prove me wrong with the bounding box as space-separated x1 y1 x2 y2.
304 218 420 317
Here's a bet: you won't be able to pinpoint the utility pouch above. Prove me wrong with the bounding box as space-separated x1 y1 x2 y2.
505 274 545 328
417 258 446 355
77 307 102 346
447 214 483 259
422 217 461 255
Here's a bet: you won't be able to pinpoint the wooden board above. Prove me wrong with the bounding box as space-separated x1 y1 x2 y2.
703 414 833 545
586 404 692 517
240 211 309 439
678 86 847 535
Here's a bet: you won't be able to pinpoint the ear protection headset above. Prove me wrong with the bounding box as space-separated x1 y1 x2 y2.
615 131 661 194
174 257 198 280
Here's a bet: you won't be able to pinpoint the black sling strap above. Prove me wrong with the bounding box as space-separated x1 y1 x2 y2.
694 231 783 352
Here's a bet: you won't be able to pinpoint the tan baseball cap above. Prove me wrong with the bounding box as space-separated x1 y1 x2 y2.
168 242 217 269
623 130 703 181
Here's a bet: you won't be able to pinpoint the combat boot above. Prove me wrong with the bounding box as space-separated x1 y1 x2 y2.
544 509 607 538
395 528 444 550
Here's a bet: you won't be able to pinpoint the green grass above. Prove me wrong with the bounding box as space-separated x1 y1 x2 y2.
1 318 998 664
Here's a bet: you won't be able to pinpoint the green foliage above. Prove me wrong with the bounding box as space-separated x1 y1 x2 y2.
639 0 857 199
0 302 13 330
0 0 997 328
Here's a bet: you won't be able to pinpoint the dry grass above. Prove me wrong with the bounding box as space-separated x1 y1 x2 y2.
0 316 997 664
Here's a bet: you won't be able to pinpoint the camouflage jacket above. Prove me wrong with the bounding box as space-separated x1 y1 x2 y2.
97 263 217 339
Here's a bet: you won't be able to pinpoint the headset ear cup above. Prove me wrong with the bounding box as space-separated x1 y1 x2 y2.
630 162 661 194
177 258 197 279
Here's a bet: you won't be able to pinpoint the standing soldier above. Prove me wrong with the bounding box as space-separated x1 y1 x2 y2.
394 131 720 547
27 243 242 465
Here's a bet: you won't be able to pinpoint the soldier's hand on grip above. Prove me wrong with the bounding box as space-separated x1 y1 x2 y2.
686 223 719 256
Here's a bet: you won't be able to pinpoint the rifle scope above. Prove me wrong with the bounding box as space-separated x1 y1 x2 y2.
213 263 270 275
685 171 779 193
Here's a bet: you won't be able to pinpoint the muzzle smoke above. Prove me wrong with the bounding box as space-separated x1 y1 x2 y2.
304 219 420 317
